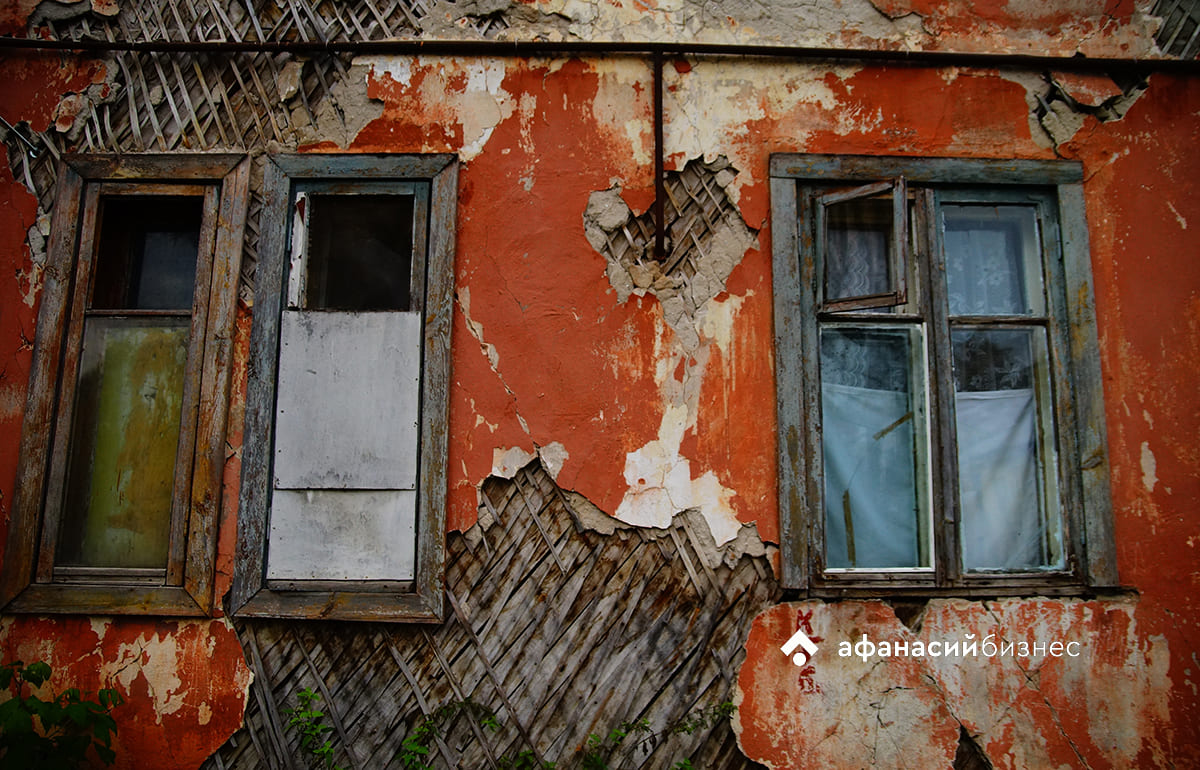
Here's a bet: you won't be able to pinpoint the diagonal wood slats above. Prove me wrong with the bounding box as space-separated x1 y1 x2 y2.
596 157 744 284
202 461 775 769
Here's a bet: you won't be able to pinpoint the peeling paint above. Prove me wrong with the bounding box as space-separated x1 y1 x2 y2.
1 3 1199 768
1168 200 1188 230
738 600 1175 769
1141 441 1158 492
359 57 515 161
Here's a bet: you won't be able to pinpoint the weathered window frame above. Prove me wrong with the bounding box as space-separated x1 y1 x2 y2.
1 154 249 616
771 154 1117 597
232 154 456 622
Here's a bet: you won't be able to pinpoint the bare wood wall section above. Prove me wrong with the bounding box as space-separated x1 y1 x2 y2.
3 0 505 303
202 461 776 769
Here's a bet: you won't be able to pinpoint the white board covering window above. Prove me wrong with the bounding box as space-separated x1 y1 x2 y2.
233 154 457 621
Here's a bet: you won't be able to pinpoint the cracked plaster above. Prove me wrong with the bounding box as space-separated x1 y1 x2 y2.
738 599 1173 769
583 160 758 546
359 56 514 161
1002 70 1149 151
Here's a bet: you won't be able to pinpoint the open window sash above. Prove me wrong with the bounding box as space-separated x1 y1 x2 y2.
817 178 908 312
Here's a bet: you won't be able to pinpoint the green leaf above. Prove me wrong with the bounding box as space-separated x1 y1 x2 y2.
22 661 52 687
0 698 33 734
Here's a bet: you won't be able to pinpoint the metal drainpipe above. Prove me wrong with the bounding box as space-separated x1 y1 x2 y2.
1 36 1198 75
653 51 666 262
4 34 1197 265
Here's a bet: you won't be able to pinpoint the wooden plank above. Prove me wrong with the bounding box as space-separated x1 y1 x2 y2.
5 583 207 616
386 637 462 768
1057 183 1118 587
232 157 290 613
271 153 456 180
769 174 809 590
67 153 244 180
166 184 219 587
186 154 250 612
771 153 1084 185
244 626 299 770
0 165 84 607
290 628 365 769
34 183 102 583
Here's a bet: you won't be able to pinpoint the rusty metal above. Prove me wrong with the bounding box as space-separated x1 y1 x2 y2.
653 52 666 261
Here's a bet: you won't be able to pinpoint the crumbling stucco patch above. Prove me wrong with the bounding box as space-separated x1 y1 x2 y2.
584 157 758 546
357 56 514 160
737 599 1172 769
284 58 384 149
468 460 777 570
1003 70 1149 151
491 441 568 480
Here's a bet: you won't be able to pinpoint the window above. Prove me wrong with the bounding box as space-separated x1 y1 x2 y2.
1 154 249 615
232 154 457 621
770 154 1116 596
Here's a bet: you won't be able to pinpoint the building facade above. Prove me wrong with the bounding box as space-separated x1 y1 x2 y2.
0 1 1198 767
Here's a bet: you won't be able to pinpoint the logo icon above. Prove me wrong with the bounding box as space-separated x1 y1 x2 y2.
781 628 819 667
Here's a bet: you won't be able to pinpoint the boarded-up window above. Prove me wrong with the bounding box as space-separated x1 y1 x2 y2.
234 154 457 622
1 155 249 616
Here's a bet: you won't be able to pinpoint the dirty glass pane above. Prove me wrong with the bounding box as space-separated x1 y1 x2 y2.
57 318 189 569
953 327 1062 571
304 194 414 311
91 196 202 311
820 179 908 312
943 205 1044 317
821 325 930 569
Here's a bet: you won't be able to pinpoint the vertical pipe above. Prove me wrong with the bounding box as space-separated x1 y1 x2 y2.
653 51 665 261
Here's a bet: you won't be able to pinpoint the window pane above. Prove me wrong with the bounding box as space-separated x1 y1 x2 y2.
92 196 202 311
821 325 930 569
954 327 1063 570
304 194 414 311
57 318 189 569
825 196 895 304
943 205 1044 317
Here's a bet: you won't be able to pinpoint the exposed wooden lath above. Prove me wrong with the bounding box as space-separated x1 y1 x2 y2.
1153 0 1200 58
596 157 746 283
0 0 508 299
202 461 777 769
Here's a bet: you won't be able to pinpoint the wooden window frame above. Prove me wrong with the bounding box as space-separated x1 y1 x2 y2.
232 154 457 622
770 154 1117 598
1 154 249 616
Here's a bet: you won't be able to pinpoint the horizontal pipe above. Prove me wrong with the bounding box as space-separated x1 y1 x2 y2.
0 34 1198 75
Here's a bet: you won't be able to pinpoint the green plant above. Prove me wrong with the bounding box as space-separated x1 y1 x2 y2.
397 697 499 770
669 701 735 736
578 718 651 770
0 659 123 769
284 687 345 770
399 698 735 769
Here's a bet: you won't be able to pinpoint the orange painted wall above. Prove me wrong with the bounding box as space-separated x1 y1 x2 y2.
0 7 1197 767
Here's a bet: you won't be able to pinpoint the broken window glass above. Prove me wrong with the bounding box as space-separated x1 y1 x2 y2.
302 194 415 311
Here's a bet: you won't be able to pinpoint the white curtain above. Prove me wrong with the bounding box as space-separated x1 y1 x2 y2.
823 383 1048 571
955 387 1046 570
